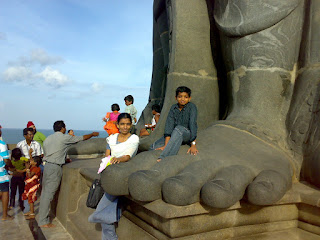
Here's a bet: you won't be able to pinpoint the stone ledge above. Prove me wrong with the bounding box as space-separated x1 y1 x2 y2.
121 211 299 240
115 181 312 220
234 228 320 240
74 158 320 217
126 200 298 238
56 159 320 240
298 221 320 236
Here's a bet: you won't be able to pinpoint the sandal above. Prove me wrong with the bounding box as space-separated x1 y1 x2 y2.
24 212 32 216
25 214 35 220
40 223 55 228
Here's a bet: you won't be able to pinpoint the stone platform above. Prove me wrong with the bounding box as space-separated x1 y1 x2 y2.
55 158 320 240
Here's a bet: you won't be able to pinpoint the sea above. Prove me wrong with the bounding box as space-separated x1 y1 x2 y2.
1 128 109 144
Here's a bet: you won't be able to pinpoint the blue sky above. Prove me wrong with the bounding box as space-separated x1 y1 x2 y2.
0 0 153 130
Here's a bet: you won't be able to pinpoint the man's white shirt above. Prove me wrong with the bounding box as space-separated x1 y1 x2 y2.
17 140 43 158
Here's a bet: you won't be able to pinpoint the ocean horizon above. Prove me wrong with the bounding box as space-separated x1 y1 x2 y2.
1 128 109 144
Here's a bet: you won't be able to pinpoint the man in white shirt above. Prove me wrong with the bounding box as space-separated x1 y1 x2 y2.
17 128 43 158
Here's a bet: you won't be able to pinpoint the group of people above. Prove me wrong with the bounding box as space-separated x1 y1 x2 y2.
103 95 138 136
92 86 199 239
0 86 199 240
0 121 99 226
103 94 162 138
0 122 45 221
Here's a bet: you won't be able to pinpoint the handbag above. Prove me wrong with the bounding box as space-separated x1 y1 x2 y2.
86 179 105 209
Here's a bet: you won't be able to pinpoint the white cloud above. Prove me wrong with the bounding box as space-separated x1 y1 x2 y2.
3 66 33 82
37 67 70 88
91 82 104 93
3 48 70 89
2 65 69 89
9 48 64 67
30 48 64 66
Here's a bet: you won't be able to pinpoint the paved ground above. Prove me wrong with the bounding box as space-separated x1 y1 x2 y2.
0 195 73 240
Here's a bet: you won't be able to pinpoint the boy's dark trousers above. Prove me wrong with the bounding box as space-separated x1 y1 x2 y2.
10 176 25 209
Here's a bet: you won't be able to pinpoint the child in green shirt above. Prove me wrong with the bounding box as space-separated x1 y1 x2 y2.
9 148 28 210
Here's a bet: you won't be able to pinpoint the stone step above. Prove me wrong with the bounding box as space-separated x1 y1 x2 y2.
234 228 320 240
67 193 101 240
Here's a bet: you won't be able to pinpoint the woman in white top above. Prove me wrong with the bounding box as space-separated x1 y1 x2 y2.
106 117 139 164
89 113 139 240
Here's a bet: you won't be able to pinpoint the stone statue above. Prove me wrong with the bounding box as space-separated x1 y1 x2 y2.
100 0 320 208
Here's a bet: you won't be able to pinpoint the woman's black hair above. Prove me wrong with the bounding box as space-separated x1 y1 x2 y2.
152 104 161 113
12 148 22 160
23 128 34 136
175 86 191 97
53 120 65 132
111 103 120 111
117 112 132 124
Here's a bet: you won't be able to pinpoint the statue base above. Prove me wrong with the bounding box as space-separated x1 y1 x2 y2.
55 158 320 240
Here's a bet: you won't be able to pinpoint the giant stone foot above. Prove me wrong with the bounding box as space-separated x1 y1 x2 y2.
125 124 293 208
128 151 199 202
200 165 255 208
100 0 320 209
101 150 160 195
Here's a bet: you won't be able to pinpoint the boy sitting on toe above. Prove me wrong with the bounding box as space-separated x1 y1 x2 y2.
150 86 198 162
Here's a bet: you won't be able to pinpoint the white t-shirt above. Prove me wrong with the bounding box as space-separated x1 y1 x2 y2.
0 140 9 183
17 140 43 158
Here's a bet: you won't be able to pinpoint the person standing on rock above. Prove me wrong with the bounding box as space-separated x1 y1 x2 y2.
38 120 99 228
124 95 138 134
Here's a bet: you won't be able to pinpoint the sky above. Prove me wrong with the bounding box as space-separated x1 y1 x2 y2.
0 0 153 130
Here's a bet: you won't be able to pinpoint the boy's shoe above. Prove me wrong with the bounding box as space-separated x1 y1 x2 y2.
20 206 25 212
8 206 13 210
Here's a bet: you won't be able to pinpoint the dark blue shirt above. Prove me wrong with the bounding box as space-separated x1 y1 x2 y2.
164 102 198 142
